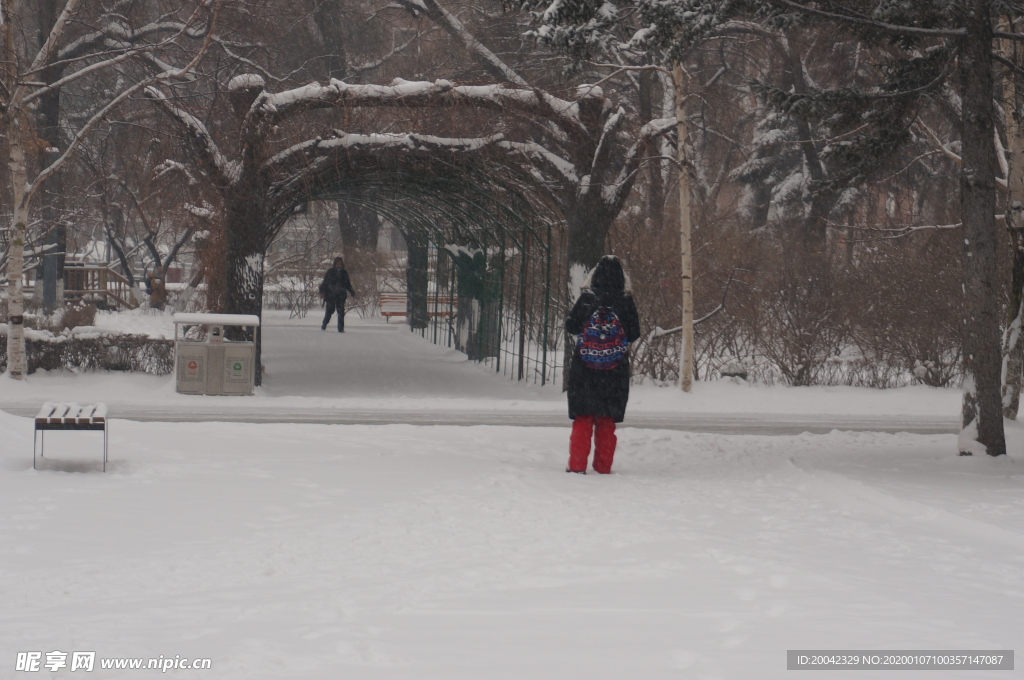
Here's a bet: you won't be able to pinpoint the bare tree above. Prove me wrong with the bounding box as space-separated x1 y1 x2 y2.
1 0 218 378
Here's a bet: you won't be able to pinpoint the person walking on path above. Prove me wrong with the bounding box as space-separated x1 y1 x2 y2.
564 255 641 474
319 257 356 332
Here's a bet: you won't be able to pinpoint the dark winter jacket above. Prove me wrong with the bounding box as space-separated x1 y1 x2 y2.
319 266 355 300
565 257 641 423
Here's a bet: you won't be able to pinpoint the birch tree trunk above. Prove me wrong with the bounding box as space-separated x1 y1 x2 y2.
2 0 27 379
5 108 29 379
958 0 1007 456
673 62 694 393
1000 22 1024 420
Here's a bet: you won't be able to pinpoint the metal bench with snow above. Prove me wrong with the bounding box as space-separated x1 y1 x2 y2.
34 402 109 472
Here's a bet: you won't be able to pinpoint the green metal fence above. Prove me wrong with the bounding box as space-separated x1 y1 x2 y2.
415 222 567 386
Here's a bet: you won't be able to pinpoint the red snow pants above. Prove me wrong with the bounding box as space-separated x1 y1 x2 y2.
568 415 617 474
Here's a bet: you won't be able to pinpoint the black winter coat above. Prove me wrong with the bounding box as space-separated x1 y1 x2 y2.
565 288 641 422
319 267 355 300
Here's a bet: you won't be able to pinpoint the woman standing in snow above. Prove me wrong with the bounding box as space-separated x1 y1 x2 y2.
564 255 641 474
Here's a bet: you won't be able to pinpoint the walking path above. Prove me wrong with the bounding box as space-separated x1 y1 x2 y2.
0 311 962 433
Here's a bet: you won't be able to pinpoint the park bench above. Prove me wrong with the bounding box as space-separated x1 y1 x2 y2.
379 293 455 322
34 402 109 472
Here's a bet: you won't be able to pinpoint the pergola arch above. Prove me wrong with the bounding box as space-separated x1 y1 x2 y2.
266 159 566 385
266 159 558 252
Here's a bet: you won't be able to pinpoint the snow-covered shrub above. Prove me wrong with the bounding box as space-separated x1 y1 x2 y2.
0 328 174 376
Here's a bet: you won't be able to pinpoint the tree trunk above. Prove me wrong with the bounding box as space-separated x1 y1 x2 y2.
958 1 1007 456
1002 239 1024 423
1002 271 1024 418
41 224 64 312
406 232 429 330
1000 23 1024 420
639 68 665 234
565 203 614 284
562 192 617 391
312 0 349 80
224 191 267 386
5 113 29 380
673 63 695 393
38 0 65 314
786 43 831 249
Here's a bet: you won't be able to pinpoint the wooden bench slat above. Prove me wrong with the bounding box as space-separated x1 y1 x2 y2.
36 402 57 422
92 403 108 423
49 404 70 423
64 403 82 423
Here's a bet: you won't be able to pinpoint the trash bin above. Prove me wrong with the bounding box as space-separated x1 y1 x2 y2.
173 313 260 395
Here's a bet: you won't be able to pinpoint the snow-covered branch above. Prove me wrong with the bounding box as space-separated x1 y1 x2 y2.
153 160 199 186
264 131 511 207
22 0 83 93
766 0 965 39
500 141 580 186
603 117 676 209
266 129 507 176
145 86 239 187
24 1 222 205
915 117 1008 188
587 106 626 188
393 0 530 87
253 77 585 135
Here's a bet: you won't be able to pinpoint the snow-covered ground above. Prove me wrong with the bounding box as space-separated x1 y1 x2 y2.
1 309 1019 678
1 411 1021 679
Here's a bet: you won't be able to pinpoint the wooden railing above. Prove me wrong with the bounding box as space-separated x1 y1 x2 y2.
63 264 139 310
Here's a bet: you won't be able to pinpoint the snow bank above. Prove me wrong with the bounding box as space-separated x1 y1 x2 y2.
93 308 176 339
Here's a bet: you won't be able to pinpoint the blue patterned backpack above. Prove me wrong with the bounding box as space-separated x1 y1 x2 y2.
577 306 628 370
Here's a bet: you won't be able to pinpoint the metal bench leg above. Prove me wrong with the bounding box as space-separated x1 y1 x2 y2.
33 428 37 470
103 424 108 472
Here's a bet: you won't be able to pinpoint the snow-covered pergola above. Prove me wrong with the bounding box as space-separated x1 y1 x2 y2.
266 154 566 386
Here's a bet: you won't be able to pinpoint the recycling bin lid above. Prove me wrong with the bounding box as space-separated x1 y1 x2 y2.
172 313 261 327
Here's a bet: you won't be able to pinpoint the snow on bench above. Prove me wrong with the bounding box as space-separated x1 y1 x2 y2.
34 402 109 471
379 293 454 322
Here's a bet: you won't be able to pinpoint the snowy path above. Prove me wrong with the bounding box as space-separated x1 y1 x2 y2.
0 312 962 433
0 411 1020 679
258 313 556 400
